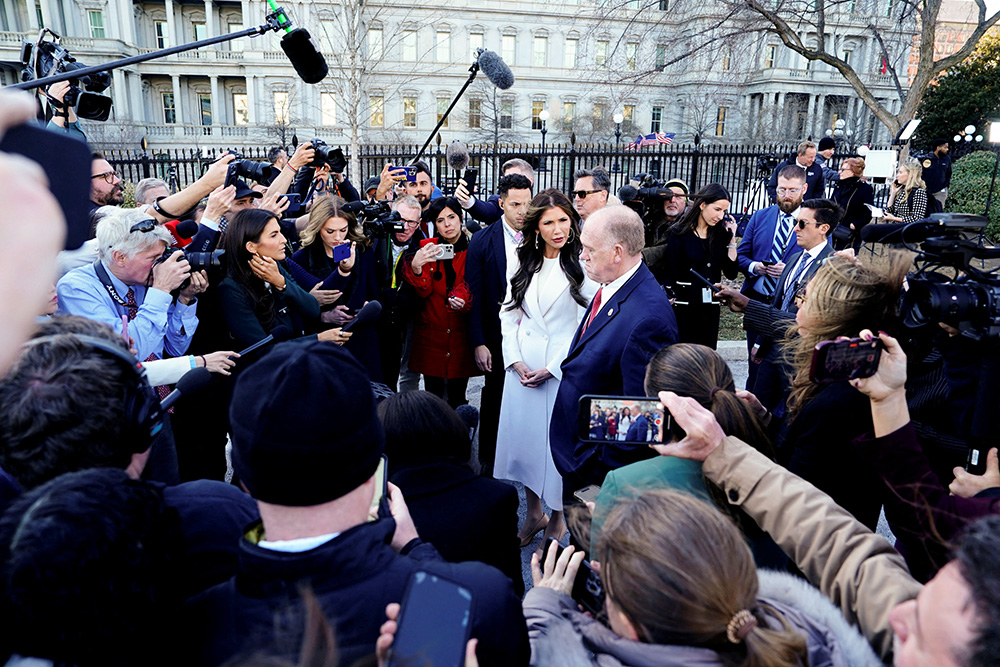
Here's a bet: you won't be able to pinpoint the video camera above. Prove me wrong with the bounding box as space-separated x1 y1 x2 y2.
617 173 675 218
345 200 406 238
756 154 780 175
866 213 1000 341
20 30 112 121
307 139 347 173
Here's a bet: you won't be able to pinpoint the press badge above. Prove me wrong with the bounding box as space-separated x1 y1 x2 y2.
702 287 714 304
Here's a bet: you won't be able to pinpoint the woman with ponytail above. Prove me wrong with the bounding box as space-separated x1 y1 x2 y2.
525 489 881 666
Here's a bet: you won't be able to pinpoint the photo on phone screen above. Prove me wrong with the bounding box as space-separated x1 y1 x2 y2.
809 337 883 384
387 571 472 667
577 395 669 445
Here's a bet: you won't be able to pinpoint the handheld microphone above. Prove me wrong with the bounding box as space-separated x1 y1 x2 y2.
476 49 515 89
237 324 293 357
280 28 329 84
446 141 470 172
160 367 212 412
341 300 382 333
174 219 200 239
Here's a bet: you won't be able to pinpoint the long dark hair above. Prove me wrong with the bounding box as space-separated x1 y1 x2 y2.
670 183 732 249
223 208 281 330
506 188 588 313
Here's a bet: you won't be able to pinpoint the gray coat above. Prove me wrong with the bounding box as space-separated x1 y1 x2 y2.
523 569 881 667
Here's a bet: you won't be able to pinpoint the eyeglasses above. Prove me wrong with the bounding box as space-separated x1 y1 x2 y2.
573 189 604 199
129 220 157 234
776 187 805 196
400 219 421 228
796 220 820 229
92 170 121 185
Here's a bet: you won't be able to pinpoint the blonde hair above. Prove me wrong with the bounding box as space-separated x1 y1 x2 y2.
897 159 927 197
785 253 911 416
299 195 369 250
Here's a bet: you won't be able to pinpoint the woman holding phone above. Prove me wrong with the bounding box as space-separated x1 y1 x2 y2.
403 197 478 407
495 189 597 549
655 183 739 349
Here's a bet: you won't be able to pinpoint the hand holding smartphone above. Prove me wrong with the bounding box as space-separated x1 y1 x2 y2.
809 337 883 384
387 571 473 667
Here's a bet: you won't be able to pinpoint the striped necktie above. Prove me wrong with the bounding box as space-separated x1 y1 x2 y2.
780 253 813 311
760 213 794 296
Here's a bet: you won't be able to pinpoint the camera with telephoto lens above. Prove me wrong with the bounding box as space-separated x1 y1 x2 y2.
20 31 112 121
356 200 405 239
155 248 225 292
308 139 348 173
222 151 276 185
868 213 1000 341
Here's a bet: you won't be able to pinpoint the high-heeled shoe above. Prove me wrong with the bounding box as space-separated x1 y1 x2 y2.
518 514 549 548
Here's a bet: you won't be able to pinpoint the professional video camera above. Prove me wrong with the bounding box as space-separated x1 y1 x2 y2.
756 154 780 175
346 200 405 239
307 139 348 173
617 173 676 218
20 29 112 121
865 213 1000 341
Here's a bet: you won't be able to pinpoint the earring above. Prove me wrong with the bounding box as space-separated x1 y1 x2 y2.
535 232 540 249
567 228 575 243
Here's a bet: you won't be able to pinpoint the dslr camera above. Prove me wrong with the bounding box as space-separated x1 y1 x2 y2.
354 200 405 239
155 247 225 292
20 30 112 121
307 139 348 173
223 151 276 185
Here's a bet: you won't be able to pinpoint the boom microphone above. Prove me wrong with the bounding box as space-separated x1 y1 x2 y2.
446 141 470 172
341 300 382 333
280 28 329 84
617 184 639 203
237 324 293 357
342 200 367 213
160 367 212 411
476 49 515 89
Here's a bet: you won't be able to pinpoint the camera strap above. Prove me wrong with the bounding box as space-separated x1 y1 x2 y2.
92 260 132 314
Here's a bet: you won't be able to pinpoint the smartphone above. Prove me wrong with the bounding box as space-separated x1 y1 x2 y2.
967 447 987 475
0 123 92 250
279 192 301 215
387 571 473 667
368 454 388 521
577 395 669 445
809 337 883 384
390 165 418 183
462 168 478 192
435 244 456 261
761 260 775 267
688 268 723 295
544 538 605 616
332 242 352 263
224 161 240 189
573 485 601 505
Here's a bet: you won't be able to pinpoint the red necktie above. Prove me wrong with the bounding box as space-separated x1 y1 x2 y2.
581 287 603 335
125 287 139 321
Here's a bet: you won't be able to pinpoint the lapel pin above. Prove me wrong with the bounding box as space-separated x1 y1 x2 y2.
607 308 614 316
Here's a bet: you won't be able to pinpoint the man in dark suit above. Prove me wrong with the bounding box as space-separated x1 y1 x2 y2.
550 206 678 497
720 198 840 412
456 158 535 225
737 164 808 389
766 140 824 203
465 173 533 476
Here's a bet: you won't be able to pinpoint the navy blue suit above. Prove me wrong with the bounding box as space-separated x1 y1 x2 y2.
736 205 802 297
468 194 503 225
550 263 678 493
625 413 649 442
465 220 509 473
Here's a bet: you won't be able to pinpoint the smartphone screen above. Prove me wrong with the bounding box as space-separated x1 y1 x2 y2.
577 395 668 445
809 338 883 384
388 571 472 667
573 485 601 504
368 455 388 522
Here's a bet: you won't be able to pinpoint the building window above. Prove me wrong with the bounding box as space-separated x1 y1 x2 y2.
565 38 578 68
593 102 606 124
843 49 852 66
404 97 417 128
596 40 608 67
469 33 484 61
193 21 207 41
659 0 669 9
721 47 731 71
229 23 244 51
532 100 545 129
199 93 212 126
154 21 168 48
161 92 176 124
764 44 777 68
321 93 336 126
651 106 662 133
562 101 575 131
87 10 105 38
848 0 856 12
715 106 728 137
370 95 384 127
273 92 290 124
318 20 336 54
533 36 548 67
500 99 513 129
804 56 812 71
368 28 384 60
885 0 894 16
623 104 634 129
437 97 450 128
233 93 248 125
468 99 481 129
502 34 516 64
402 30 417 61
625 43 638 70
436 31 450 63
655 44 666 69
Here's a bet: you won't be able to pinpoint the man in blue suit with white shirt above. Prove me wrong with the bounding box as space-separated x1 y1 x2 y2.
550 206 677 497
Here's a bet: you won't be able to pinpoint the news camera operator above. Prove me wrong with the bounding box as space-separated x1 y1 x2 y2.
287 140 360 210
43 80 86 142
628 176 689 247
57 208 205 363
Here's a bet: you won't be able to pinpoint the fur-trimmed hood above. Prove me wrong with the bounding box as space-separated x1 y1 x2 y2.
524 569 882 667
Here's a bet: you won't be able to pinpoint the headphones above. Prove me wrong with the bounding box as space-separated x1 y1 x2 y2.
23 334 164 454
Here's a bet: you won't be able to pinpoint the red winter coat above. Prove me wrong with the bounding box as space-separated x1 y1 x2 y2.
403 243 481 380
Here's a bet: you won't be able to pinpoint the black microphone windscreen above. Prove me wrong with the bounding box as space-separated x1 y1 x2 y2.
270 325 293 342
175 219 200 239
477 49 515 90
175 366 212 395
617 185 639 203
446 141 470 172
342 300 382 333
280 28 329 84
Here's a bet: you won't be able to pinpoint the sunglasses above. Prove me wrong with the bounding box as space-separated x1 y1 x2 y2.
129 220 157 234
796 220 820 229
573 189 604 199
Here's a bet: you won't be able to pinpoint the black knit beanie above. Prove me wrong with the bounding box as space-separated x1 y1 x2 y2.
230 339 384 506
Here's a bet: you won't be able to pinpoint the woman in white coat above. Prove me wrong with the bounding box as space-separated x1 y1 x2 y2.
496 189 597 548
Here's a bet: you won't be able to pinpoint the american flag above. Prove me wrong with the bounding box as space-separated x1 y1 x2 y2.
624 132 675 150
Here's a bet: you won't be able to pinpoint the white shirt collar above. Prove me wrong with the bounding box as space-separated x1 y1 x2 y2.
802 239 828 260
599 259 642 305
258 532 340 553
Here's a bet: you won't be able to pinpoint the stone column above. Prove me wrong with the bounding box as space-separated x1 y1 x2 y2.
165 0 178 48
246 74 257 124
806 94 817 138
37 0 54 31
776 92 786 136
111 69 127 119
210 75 221 126
171 75 185 126
204 0 215 38
129 72 146 124
815 94 827 138
3 2 18 32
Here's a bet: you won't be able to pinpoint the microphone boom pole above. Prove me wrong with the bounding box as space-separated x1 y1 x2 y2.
412 60 483 165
